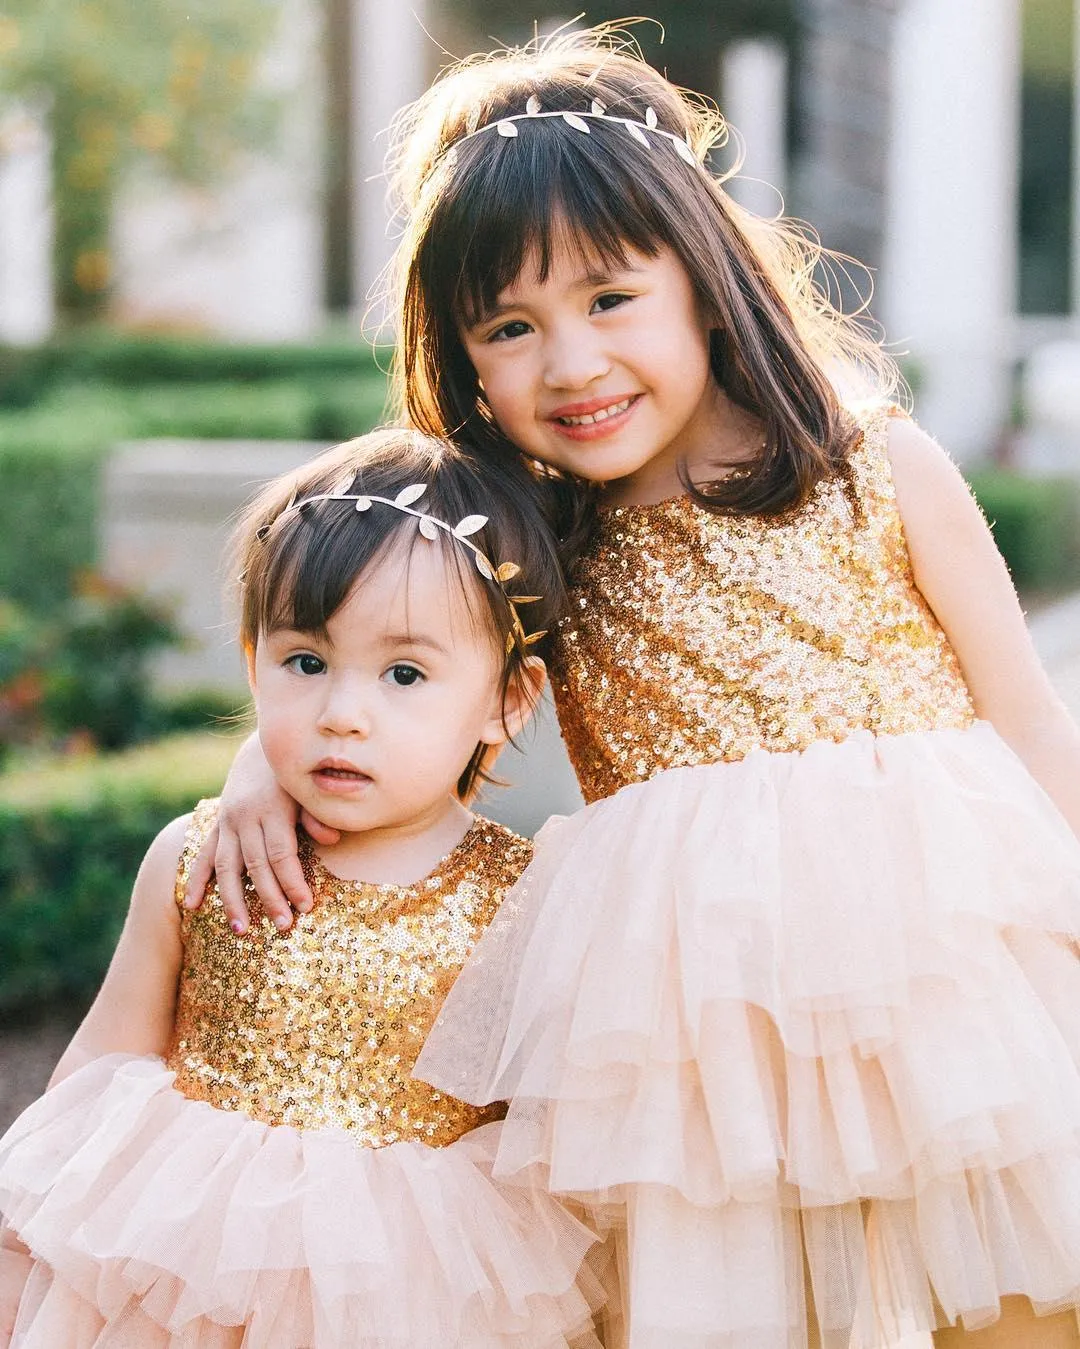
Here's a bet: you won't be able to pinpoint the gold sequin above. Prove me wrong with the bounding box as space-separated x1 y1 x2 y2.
552 408 975 804
169 806 530 1146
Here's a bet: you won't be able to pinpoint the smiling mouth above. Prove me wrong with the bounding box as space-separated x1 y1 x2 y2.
554 397 635 427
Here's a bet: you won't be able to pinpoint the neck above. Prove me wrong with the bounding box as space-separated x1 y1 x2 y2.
603 386 765 508
313 798 474 885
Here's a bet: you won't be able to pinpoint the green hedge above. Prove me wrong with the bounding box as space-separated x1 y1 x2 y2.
967 468 1080 591
0 333 389 408
0 371 389 612
0 731 242 1013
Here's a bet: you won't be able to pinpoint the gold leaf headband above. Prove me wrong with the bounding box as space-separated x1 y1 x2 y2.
262 481 546 657
448 96 700 167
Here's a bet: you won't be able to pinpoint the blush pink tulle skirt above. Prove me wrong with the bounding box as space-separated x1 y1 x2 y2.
415 722 1080 1349
0 1055 603 1347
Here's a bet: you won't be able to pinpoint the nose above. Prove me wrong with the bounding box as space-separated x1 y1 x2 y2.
542 321 610 391
316 674 371 738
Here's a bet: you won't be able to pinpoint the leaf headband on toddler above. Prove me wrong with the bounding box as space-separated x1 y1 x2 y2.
444 95 701 168
255 482 546 656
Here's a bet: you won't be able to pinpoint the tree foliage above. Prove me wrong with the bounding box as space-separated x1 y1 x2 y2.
0 0 280 316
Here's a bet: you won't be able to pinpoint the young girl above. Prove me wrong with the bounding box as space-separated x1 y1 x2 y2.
193 27 1080 1349
0 428 604 1347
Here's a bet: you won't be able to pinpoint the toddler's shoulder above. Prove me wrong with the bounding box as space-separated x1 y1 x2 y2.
171 799 219 909
468 815 534 889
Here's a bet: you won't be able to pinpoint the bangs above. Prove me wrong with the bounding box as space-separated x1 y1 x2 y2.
434 121 674 325
257 508 498 661
256 504 414 640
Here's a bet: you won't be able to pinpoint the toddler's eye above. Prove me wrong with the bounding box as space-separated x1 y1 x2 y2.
285 653 325 676
591 292 631 313
384 664 424 687
488 319 532 342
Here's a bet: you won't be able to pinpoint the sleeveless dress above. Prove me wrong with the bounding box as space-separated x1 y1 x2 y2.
415 408 1080 1348
0 804 601 1348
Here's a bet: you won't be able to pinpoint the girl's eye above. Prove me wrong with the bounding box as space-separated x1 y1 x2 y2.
286 653 326 676
591 292 632 314
384 663 424 687
488 319 532 343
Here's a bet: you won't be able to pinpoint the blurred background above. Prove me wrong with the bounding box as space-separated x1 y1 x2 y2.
1 0 1079 1113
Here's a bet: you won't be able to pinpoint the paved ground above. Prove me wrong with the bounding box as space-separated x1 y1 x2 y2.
0 1009 84 1134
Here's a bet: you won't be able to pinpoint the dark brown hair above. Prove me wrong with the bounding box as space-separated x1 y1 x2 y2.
388 25 900 523
233 427 564 799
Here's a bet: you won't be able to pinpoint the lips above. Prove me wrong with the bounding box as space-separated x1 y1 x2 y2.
549 394 638 425
547 394 641 441
311 759 371 792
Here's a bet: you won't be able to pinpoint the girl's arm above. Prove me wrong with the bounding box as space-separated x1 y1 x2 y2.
887 418 1080 836
182 733 338 934
50 814 189 1085
0 814 190 1339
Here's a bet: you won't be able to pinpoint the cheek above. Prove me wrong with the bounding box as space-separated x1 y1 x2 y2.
254 682 303 746
257 708 296 764
478 372 520 425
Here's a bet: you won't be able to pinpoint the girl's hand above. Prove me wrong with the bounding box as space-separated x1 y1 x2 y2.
183 733 340 933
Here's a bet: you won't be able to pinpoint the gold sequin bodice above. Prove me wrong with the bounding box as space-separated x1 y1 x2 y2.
168 804 531 1146
552 408 976 803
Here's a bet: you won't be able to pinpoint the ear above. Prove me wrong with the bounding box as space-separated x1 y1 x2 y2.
479 656 546 747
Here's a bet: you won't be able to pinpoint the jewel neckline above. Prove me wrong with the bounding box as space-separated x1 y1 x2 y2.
598 466 757 516
597 491 696 516
301 815 486 895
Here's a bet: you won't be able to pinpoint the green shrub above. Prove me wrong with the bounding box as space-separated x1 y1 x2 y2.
967 468 1080 591
36 585 183 752
0 731 242 1013
0 437 105 615
0 333 389 407
0 373 389 612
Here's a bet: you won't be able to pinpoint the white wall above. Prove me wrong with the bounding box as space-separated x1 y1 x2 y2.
350 0 431 329
111 0 325 339
882 0 1021 459
720 38 789 218
0 106 53 344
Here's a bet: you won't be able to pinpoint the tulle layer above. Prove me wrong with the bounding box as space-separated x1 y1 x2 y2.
415 722 1080 1345
0 1055 601 1348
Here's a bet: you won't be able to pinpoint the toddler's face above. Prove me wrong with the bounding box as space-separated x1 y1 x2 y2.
248 539 508 845
459 235 719 500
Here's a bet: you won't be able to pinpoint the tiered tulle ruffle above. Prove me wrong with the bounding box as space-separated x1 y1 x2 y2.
0 1055 602 1348
415 721 1080 1347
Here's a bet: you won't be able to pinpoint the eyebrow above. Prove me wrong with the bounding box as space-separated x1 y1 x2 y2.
478 262 644 322
266 627 451 656
378 632 452 656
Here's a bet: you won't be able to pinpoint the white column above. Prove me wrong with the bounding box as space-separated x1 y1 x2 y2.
0 106 53 344
720 38 789 217
881 0 1021 460
351 0 430 325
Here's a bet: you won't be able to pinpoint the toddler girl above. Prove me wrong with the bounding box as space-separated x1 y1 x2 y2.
0 429 600 1347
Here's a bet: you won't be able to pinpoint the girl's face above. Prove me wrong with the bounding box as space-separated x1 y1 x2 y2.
247 539 513 849
460 236 721 501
